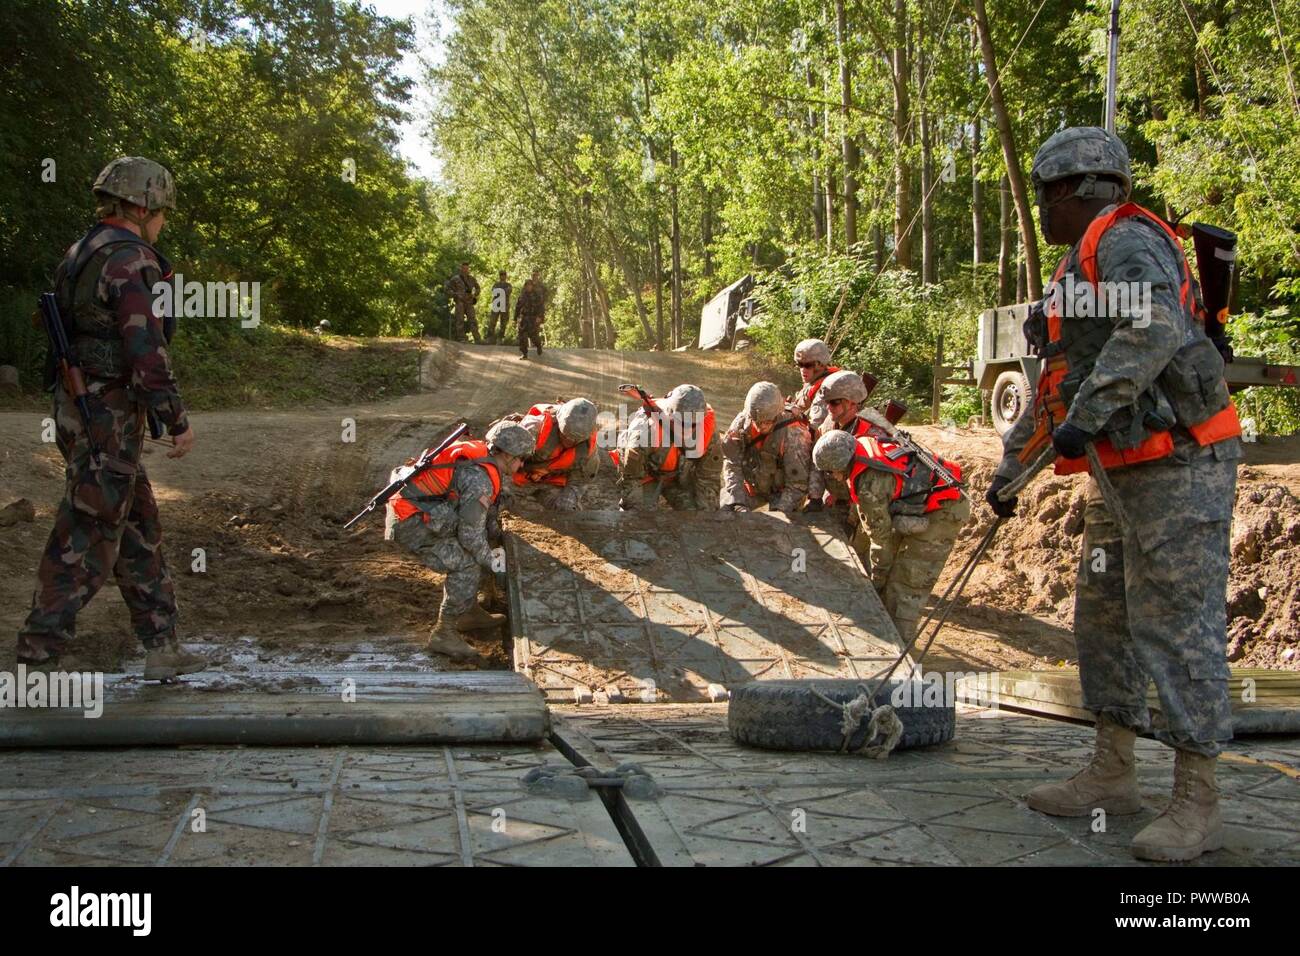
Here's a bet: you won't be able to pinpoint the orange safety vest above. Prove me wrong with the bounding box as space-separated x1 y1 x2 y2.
848 434 962 514
741 412 810 497
621 406 716 483
1030 202 1241 477
512 404 596 488
390 439 502 524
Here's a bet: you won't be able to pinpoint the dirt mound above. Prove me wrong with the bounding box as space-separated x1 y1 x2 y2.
938 457 1300 671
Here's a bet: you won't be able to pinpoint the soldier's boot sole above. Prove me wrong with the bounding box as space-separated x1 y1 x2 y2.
1131 822 1224 862
454 606 507 632
426 632 478 661
143 650 207 683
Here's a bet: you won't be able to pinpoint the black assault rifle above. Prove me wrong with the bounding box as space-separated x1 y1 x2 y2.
345 421 468 530
877 418 966 500
38 292 101 465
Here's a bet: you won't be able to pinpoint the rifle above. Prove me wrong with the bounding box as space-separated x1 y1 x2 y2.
38 293 101 465
345 421 468 530
618 383 660 415
870 414 966 501
1190 222 1237 362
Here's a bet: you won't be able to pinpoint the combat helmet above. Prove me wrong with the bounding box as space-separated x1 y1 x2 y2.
93 157 176 211
794 338 831 366
662 384 706 415
744 382 784 423
486 421 535 458
813 431 858 473
821 370 868 405
1030 127 1131 204
555 398 598 442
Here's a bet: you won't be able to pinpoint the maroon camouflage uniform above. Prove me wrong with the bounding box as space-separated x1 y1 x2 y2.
17 225 189 661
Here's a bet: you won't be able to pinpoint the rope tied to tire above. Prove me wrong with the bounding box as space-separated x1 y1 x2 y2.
809 683 904 759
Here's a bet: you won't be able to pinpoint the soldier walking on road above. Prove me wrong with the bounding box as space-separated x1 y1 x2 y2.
615 385 719 511
985 127 1244 862
16 157 204 682
486 271 511 344
719 382 811 514
813 430 968 644
515 278 544 359
445 262 481 343
389 422 534 660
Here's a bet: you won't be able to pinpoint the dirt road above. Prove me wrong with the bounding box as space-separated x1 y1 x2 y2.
1 339 1296 675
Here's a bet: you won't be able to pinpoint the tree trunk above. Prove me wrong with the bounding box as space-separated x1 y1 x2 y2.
808 65 825 242
997 173 1013 306
669 145 683 349
973 0 1041 300
702 192 716 278
835 0 858 249
971 23 984 268
823 71 835 253
892 0 912 270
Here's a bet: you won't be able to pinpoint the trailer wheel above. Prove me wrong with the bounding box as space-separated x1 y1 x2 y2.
991 370 1031 436
727 679 955 753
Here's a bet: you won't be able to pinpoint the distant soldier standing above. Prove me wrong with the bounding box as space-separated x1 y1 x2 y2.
790 338 839 429
445 262 481 343
501 398 601 511
485 271 511 344
615 385 719 511
515 278 544 359
719 382 811 514
813 429 968 643
530 269 547 317
17 157 204 681
389 422 535 660
985 127 1243 862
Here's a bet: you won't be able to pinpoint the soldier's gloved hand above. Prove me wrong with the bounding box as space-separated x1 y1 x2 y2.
1051 422 1093 460
1210 333 1234 364
986 476 1017 519
803 498 824 513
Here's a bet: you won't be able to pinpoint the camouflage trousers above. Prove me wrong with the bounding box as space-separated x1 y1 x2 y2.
1075 446 1238 757
17 384 177 659
517 318 543 356
484 311 509 344
853 497 971 644
453 300 480 343
391 515 489 619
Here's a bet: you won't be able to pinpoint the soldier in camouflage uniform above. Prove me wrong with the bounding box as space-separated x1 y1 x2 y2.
390 422 534 660
16 157 204 682
515 278 544 359
445 263 481 343
719 382 811 514
486 271 512 344
813 430 969 643
805 369 883 512
616 385 720 511
790 338 838 430
501 398 600 511
985 127 1243 862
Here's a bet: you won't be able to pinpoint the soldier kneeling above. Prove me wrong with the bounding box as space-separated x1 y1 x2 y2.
387 422 534 660
615 385 719 510
719 382 811 514
812 429 969 643
500 398 600 512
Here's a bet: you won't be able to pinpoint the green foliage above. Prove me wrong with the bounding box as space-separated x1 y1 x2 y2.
1226 310 1300 436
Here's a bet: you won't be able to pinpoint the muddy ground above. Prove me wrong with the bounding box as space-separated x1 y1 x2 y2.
0 339 1296 676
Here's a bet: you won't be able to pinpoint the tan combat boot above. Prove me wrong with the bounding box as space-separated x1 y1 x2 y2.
1131 749 1223 862
144 638 207 682
425 620 477 661
1025 715 1143 816
454 603 506 632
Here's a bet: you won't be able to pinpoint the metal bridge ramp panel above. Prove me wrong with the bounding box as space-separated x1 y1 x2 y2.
505 511 909 703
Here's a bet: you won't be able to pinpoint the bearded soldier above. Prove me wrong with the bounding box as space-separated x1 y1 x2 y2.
389 422 534 660
985 127 1243 862
502 398 600 512
719 382 811 514
16 157 203 682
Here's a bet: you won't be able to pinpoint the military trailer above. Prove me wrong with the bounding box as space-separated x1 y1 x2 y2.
697 274 757 350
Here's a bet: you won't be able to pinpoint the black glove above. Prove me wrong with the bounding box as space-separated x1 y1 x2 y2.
1051 422 1093 460
986 475 1017 519
1210 333 1235 364
803 498 824 513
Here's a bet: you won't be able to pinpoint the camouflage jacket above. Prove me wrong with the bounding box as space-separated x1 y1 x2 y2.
446 272 480 303
54 223 188 434
516 409 597 486
719 409 811 512
515 287 544 323
396 460 499 569
998 207 1242 480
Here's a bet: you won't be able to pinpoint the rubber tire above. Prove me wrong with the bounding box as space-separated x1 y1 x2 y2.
727 679 955 752
990 369 1031 437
